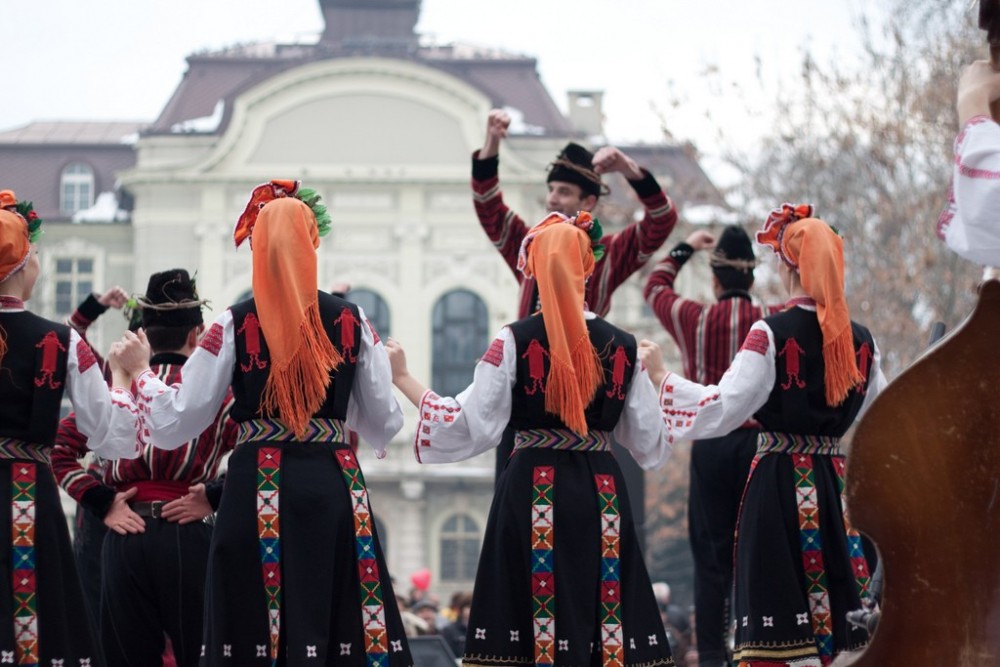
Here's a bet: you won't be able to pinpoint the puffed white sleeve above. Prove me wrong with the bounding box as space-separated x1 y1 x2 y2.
134 310 236 449
857 337 888 420
658 321 775 441
942 116 1000 265
613 360 672 471
345 306 403 457
411 328 515 464
64 330 141 460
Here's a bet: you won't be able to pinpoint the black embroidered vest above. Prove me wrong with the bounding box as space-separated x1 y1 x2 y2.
229 292 360 423
507 315 636 432
0 312 71 444
754 307 876 437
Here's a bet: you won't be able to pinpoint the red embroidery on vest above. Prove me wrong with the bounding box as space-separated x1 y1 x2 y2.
481 338 505 367
76 338 98 374
333 307 360 363
199 323 224 356
35 331 66 389
740 329 770 356
522 339 549 395
237 313 268 371
366 320 381 346
778 337 807 390
605 345 631 400
855 342 873 395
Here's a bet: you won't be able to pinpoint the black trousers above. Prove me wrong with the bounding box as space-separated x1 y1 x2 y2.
72 503 109 626
100 518 213 667
687 429 757 666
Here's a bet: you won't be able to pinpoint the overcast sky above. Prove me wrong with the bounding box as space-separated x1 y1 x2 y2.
3 0 874 163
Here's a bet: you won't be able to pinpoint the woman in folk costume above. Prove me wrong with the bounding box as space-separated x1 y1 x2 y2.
640 204 888 667
0 190 141 665
111 181 414 666
387 213 675 667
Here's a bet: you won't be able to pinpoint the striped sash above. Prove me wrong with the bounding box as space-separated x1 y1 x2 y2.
514 428 612 453
0 438 50 464
756 431 841 457
237 418 348 446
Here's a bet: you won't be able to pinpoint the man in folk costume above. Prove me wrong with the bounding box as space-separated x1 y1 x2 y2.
474 109 679 482
0 189 141 665
51 269 237 667
644 226 781 666
387 213 676 667
111 181 414 666
640 205 888 666
939 58 1000 276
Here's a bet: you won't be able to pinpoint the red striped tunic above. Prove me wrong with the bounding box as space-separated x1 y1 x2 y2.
644 252 781 385
472 151 678 318
51 353 237 517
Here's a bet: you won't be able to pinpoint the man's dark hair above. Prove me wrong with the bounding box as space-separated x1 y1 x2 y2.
144 325 196 353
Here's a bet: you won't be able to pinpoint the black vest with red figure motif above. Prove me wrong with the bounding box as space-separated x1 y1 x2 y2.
754 307 875 437
228 292 360 423
507 314 637 431
0 312 71 444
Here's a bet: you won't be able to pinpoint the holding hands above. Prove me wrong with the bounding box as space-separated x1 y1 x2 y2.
109 328 152 390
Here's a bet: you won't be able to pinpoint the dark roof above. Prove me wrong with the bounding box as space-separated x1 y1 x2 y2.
147 41 570 137
0 122 141 221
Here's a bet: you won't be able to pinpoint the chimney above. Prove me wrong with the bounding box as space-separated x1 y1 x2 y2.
567 90 605 139
318 0 420 50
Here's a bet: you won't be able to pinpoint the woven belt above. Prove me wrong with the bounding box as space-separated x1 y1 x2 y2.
514 428 612 452
129 500 167 519
237 418 349 446
0 438 50 464
757 431 841 456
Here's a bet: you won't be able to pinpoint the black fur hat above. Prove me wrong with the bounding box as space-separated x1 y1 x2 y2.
710 226 756 275
139 269 205 328
547 142 603 198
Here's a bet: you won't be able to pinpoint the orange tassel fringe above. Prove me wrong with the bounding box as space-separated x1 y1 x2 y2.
544 333 603 435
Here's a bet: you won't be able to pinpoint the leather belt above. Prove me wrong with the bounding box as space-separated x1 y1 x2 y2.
129 500 167 519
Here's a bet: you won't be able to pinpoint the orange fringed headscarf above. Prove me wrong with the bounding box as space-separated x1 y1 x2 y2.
757 205 863 406
251 197 343 437
520 214 603 435
0 209 32 368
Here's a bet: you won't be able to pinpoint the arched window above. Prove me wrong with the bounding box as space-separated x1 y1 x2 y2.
432 290 488 397
347 288 390 338
60 162 95 215
439 513 480 582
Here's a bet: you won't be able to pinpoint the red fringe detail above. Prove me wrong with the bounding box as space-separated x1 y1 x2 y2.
260 302 344 437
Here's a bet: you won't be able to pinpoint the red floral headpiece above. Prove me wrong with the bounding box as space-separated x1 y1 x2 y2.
233 180 331 248
755 203 814 270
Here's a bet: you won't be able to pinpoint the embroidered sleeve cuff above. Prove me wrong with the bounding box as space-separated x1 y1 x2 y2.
472 151 500 182
69 294 108 331
628 169 662 198
668 242 694 265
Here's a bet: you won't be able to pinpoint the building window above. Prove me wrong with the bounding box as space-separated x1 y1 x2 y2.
432 290 488 397
60 162 95 215
439 513 480 582
347 288 390 338
54 257 95 315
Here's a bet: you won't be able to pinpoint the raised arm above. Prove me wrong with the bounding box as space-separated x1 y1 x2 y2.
587 147 678 316
644 231 715 346
472 109 530 280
